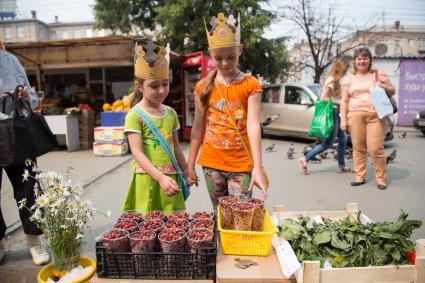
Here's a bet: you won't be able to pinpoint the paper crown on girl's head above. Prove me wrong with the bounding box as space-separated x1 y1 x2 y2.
134 41 169 80
204 12 241 49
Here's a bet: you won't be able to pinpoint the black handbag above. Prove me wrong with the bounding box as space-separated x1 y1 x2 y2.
0 85 58 167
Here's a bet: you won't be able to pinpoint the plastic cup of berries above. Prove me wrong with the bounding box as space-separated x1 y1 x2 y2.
186 228 214 253
190 218 215 231
114 219 138 234
164 219 189 232
167 211 190 222
120 210 143 223
192 211 214 221
159 229 186 253
129 230 156 252
102 229 129 252
138 219 165 234
231 202 255 231
247 198 265 231
218 196 240 230
144 210 166 221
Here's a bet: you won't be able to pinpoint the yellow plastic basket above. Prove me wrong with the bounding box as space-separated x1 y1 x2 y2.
218 206 276 256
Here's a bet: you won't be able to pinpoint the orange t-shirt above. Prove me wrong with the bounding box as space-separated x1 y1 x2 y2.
194 75 262 172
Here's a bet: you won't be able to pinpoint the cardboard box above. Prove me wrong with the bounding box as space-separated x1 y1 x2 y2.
93 141 128 156
272 203 425 283
94 126 126 142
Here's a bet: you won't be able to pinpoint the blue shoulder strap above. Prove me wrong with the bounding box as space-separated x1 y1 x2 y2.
131 107 190 200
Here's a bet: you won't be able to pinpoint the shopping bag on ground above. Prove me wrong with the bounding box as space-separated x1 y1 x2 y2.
370 86 394 119
309 99 334 139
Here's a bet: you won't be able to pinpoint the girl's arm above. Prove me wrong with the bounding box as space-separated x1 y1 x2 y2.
127 133 180 196
340 81 350 131
173 131 187 172
247 91 267 196
186 95 207 186
320 78 333 102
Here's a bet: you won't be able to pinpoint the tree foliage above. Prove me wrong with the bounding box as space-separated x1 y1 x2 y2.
93 0 290 82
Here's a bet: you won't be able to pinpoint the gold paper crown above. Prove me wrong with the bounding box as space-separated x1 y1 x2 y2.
204 12 240 49
134 41 170 80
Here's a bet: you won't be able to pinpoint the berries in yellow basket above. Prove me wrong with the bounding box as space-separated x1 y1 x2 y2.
103 103 112 111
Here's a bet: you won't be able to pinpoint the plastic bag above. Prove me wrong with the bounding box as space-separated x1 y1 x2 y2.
309 99 334 138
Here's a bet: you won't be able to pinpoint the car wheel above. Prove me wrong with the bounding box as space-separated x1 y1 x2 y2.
422 130 425 136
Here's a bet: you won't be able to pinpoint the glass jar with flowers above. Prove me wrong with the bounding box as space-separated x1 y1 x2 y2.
19 160 105 277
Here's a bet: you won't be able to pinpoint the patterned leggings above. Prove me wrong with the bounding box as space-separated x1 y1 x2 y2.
202 167 252 209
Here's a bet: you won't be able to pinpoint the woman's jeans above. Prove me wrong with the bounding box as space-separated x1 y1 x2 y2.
305 108 347 168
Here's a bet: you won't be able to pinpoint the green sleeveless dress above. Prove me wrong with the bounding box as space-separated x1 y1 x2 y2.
122 104 185 213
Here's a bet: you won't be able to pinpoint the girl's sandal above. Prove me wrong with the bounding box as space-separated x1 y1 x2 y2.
339 167 352 173
298 158 308 175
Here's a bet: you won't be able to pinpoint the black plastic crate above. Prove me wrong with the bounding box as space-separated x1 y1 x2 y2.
95 231 217 280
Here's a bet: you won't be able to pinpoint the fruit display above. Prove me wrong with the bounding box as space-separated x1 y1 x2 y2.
120 211 143 223
102 229 129 252
159 229 186 253
218 196 240 229
114 220 138 233
138 219 164 233
144 210 166 221
192 211 214 220
164 219 189 231
187 228 214 253
129 231 156 252
191 219 215 231
102 95 131 112
167 211 190 222
247 198 265 231
231 202 255 231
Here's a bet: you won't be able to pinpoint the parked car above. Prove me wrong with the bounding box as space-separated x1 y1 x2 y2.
413 110 425 136
261 83 394 142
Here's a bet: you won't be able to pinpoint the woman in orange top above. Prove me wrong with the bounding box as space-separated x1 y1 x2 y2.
340 47 395 190
186 12 268 208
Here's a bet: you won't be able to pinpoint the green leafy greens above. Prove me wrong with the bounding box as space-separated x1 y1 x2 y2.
277 210 421 268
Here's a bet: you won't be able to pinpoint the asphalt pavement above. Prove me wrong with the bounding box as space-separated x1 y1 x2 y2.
0 127 424 282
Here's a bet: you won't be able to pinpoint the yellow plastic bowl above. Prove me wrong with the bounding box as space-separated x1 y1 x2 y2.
37 256 96 283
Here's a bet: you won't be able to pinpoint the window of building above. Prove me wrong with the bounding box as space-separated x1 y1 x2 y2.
86 29 93 38
62 31 69 39
4 27 12 41
74 30 81 38
408 39 414 47
50 31 56 40
16 26 25 39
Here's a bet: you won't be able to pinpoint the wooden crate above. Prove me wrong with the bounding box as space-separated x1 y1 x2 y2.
273 203 425 283
78 109 95 149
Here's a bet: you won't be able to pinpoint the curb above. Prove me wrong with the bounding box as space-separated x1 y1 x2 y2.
5 156 132 236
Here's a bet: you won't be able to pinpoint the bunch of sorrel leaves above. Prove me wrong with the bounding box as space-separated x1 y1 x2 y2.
277 210 422 268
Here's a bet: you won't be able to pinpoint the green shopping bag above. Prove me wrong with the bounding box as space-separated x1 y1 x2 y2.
308 99 334 138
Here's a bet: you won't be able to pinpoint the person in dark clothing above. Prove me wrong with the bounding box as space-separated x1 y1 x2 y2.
0 40 49 265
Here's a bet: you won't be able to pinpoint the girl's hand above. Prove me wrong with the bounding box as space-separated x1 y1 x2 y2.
185 167 199 187
249 167 268 199
158 174 180 196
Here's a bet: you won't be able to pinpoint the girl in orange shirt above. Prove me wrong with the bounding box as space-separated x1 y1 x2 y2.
186 12 268 207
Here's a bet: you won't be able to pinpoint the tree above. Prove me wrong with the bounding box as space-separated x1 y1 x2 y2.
279 0 377 83
93 0 290 82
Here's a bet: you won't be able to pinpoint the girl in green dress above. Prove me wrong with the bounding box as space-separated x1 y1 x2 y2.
122 42 186 213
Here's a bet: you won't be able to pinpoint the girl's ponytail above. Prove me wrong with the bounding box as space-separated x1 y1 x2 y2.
200 70 217 108
131 77 144 107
